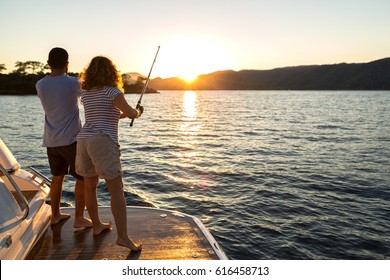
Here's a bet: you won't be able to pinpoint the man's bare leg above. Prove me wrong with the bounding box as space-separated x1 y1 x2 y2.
73 178 93 228
106 176 142 251
83 176 112 235
50 175 70 225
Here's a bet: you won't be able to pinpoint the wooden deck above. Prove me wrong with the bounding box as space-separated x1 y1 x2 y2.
28 206 226 260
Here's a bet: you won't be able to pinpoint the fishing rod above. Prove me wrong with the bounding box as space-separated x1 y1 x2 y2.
130 45 160 127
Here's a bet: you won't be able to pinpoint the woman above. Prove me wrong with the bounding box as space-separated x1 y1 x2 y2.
76 56 143 251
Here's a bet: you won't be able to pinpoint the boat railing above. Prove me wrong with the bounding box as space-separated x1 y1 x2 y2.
0 163 29 220
28 166 52 187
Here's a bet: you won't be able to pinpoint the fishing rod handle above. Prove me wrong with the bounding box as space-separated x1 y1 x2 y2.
129 102 141 127
129 118 135 127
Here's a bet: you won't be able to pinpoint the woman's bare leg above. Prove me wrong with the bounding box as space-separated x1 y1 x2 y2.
84 176 111 235
73 178 93 228
106 176 142 251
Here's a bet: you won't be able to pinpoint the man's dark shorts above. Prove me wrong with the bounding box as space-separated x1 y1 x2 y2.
47 142 83 180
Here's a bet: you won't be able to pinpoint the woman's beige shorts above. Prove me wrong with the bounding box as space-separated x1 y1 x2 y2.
76 133 122 180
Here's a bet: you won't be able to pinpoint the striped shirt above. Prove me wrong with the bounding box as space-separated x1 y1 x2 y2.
78 86 122 144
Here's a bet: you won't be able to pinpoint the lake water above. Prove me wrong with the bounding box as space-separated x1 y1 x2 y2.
1 90 389 260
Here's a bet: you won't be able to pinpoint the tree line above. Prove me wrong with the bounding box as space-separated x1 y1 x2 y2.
0 61 50 75
0 61 78 94
0 61 156 94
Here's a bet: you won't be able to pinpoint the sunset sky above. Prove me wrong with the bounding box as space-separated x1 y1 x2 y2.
1 0 389 81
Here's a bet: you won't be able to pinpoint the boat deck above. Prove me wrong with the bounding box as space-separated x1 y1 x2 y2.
28 206 225 260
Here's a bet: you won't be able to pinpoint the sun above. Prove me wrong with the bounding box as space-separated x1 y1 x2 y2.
180 72 198 83
154 37 231 80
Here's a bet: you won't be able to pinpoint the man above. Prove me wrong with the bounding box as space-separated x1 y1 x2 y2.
36 47 92 227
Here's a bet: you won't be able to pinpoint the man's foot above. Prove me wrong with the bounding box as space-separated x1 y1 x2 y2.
51 213 71 225
93 221 112 235
74 217 93 228
116 238 142 252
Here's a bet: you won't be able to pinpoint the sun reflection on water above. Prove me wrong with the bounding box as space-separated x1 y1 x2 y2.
182 90 197 120
175 91 208 188
168 91 215 192
180 91 199 137
179 90 199 152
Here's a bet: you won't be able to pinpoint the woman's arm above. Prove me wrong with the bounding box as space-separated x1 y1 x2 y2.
113 93 141 119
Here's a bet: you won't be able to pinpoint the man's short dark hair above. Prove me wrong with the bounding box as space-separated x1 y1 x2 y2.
48 47 69 69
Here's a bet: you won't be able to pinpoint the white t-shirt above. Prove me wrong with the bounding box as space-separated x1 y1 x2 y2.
36 75 82 147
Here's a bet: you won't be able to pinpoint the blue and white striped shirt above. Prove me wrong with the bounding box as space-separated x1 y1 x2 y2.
78 86 122 144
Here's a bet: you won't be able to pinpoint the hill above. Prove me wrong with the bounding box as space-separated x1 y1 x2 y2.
122 72 158 93
149 58 390 90
1 58 389 94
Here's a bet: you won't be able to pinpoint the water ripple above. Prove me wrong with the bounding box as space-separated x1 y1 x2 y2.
1 91 390 260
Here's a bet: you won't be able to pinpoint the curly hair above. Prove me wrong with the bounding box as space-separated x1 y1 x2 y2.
80 56 123 90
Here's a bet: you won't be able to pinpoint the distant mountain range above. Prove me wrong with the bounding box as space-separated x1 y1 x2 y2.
149 57 390 90
1 58 389 95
